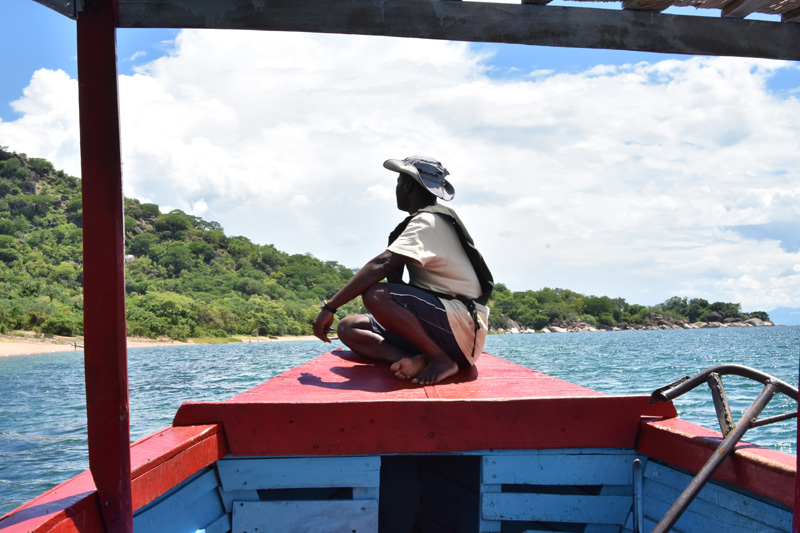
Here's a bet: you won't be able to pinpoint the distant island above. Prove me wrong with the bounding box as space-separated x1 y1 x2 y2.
0 147 771 342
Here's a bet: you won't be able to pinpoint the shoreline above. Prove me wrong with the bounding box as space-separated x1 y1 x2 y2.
0 332 319 357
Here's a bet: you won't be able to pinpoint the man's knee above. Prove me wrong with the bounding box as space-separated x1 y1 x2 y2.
337 315 356 339
362 283 391 313
337 314 369 342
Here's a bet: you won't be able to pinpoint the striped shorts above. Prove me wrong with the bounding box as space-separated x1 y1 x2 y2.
367 282 469 369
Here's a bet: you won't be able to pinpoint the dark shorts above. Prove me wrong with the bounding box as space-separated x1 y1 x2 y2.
368 282 470 369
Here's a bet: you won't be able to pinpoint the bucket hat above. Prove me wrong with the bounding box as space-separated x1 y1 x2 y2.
384 155 455 201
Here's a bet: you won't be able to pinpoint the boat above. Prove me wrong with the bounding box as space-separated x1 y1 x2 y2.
0 348 795 532
5 0 799 530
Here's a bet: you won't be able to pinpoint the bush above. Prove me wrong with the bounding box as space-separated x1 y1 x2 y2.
41 312 83 336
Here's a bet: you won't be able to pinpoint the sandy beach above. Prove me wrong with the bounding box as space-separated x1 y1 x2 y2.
0 332 318 357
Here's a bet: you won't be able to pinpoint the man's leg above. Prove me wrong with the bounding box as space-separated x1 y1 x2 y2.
360 284 459 385
337 314 412 364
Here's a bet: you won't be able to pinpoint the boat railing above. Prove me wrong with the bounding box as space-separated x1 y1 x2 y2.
647 364 798 532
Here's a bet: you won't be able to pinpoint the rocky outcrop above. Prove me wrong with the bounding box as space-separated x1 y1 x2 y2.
491 313 775 335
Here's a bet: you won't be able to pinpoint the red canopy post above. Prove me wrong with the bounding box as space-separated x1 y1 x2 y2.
77 0 133 530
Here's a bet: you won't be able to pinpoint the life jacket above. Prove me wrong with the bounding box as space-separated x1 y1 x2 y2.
387 204 493 306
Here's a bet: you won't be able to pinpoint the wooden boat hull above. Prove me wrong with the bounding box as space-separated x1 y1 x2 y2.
0 351 794 532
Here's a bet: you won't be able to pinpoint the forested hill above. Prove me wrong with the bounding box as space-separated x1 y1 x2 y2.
0 148 770 340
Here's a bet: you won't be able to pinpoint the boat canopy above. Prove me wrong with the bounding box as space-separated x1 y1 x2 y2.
33 0 800 60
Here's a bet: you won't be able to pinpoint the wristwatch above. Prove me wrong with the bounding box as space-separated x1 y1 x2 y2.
320 300 338 314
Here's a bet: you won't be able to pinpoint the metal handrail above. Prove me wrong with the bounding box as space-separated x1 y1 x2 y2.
648 365 798 532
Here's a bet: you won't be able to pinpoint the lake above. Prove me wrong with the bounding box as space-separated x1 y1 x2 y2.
1 326 798 516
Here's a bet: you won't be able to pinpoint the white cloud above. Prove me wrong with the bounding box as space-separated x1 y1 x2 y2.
1 31 799 312
189 198 208 216
0 69 80 175
128 50 147 62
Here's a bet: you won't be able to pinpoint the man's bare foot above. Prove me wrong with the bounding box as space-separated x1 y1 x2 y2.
412 357 459 385
390 355 427 380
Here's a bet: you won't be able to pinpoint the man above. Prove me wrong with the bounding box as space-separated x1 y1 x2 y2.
312 156 492 385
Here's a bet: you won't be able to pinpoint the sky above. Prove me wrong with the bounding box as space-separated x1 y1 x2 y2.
2 0 800 322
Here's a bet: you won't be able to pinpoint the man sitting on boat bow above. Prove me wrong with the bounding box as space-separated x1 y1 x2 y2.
312 156 492 385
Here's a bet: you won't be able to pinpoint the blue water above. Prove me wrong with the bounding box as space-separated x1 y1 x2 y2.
1 327 798 516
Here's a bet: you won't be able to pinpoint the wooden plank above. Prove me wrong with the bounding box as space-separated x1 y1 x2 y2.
0 425 224 533
636 417 795 507
622 0 675 11
232 500 378 533
218 488 260 513
0 471 102 533
217 456 380 490
46 508 105 533
130 424 227 510
481 493 631 524
31 0 77 19
353 487 379 500
175 395 676 456
584 526 622 533
76 0 132 528
643 462 792 530
643 488 785 532
115 0 800 61
784 6 800 21
482 451 642 486
229 352 599 403
722 0 776 17
133 469 226 533
200 513 231 533
478 484 502 533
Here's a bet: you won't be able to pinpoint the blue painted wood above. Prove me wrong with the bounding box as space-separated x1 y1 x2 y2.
232 500 378 533
217 456 380 490
622 510 685 533
353 487 379 500
478 482 502 533
481 493 632 524
479 450 644 532
643 461 792 531
480 447 640 456
482 450 643 485
583 525 621 532
134 468 226 533
197 513 231 533
218 487 260 513
599 484 632 496
485 525 619 533
643 495 772 533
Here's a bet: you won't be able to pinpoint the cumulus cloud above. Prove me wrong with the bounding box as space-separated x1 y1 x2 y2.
0 68 80 175
1 30 799 312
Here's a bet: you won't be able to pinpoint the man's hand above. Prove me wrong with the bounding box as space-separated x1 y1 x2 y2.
312 310 334 342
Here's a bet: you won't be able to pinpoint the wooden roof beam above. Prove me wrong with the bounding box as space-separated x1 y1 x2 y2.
115 0 800 60
722 0 777 18
784 6 800 21
622 0 675 13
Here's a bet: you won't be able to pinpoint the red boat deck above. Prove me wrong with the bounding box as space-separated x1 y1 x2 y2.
173 350 677 456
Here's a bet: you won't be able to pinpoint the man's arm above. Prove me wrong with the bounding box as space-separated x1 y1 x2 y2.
312 250 410 342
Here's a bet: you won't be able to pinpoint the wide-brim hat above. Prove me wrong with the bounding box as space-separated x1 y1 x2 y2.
384 155 455 201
